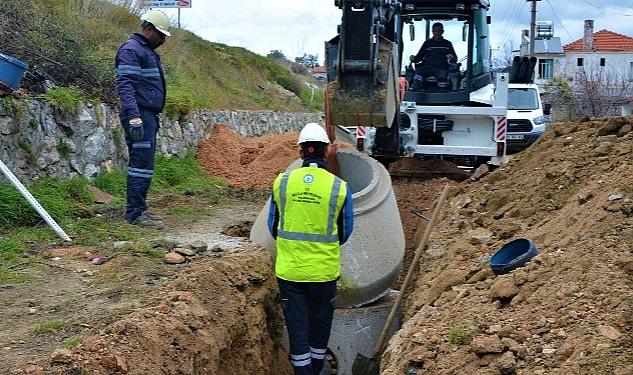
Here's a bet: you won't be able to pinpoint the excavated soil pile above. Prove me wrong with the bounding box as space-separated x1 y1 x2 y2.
41 247 293 375
197 124 300 190
381 117 633 374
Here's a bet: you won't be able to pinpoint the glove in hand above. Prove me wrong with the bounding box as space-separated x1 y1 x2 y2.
129 119 144 142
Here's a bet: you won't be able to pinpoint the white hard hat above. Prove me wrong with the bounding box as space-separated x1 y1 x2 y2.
142 10 171 36
298 122 330 144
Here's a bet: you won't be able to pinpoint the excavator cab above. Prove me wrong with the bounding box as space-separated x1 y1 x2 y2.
402 3 492 106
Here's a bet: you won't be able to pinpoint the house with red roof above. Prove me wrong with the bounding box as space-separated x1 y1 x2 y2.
559 20 633 81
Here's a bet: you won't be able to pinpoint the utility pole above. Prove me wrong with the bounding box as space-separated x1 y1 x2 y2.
528 0 541 56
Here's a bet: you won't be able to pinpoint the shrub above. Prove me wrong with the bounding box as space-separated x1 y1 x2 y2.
44 87 84 114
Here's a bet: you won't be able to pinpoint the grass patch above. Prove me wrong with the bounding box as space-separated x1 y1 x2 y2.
151 154 228 198
18 141 37 165
167 206 210 220
43 86 84 114
448 324 471 345
0 177 94 229
65 216 147 247
57 139 72 158
93 168 127 197
62 336 83 349
119 241 162 259
32 321 64 334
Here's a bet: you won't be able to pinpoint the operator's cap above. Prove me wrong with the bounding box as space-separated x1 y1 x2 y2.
142 10 171 36
298 122 330 144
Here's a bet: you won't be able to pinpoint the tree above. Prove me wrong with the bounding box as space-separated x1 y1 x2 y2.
267 50 286 61
571 67 633 117
491 43 514 72
294 53 320 68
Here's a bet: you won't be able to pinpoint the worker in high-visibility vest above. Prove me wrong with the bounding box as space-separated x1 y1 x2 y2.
267 123 354 375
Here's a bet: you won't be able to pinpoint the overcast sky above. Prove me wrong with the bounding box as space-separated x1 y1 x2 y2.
158 0 633 62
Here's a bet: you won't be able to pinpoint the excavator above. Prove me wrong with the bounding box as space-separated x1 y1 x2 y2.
325 0 509 169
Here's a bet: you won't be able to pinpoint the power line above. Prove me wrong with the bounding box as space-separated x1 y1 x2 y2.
544 0 575 41
578 0 633 17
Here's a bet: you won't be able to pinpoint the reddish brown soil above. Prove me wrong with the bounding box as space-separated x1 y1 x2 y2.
197 124 300 190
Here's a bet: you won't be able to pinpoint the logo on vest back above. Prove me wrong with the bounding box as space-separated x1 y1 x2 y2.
303 174 314 184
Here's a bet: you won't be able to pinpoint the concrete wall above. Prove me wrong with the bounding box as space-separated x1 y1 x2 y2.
0 99 321 182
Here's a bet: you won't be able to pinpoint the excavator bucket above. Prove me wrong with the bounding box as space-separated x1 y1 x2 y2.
326 36 400 128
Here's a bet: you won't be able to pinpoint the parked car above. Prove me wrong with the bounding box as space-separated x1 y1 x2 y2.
506 83 551 152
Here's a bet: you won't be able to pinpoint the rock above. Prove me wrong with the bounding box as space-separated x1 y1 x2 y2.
542 348 557 355
608 193 623 201
598 325 622 340
210 244 224 252
490 277 519 299
23 365 45 375
112 241 127 249
614 142 632 156
597 117 625 136
165 252 186 264
471 164 490 181
188 240 208 253
591 142 613 157
87 185 113 204
174 247 196 256
478 353 498 366
495 351 517 374
466 268 495 283
617 123 632 137
471 335 504 355
50 348 73 364
468 227 493 245
577 189 594 204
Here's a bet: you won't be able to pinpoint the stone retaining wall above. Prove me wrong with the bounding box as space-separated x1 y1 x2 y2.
0 99 321 182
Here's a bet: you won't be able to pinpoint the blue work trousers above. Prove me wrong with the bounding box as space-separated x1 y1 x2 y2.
120 109 159 223
277 278 337 375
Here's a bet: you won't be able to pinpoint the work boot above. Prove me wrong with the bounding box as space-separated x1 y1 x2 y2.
143 211 163 221
130 213 164 230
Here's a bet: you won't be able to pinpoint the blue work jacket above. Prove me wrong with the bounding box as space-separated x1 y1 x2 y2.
115 33 166 118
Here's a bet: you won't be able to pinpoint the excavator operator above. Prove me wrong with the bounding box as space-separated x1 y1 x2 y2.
409 22 457 90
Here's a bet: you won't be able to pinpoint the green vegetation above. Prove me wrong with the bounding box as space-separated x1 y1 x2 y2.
167 206 210 220
18 141 37 165
119 241 162 259
0 155 227 280
151 154 228 198
63 336 83 349
448 324 470 345
44 87 84 114
57 139 72 158
0 0 323 113
32 321 64 335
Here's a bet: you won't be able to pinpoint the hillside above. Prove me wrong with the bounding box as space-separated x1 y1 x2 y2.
0 0 320 116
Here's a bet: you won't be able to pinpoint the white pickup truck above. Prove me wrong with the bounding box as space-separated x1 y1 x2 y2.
506 83 551 152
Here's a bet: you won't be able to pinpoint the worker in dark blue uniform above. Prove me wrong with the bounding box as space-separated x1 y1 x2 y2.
268 123 354 375
410 22 457 90
115 10 171 229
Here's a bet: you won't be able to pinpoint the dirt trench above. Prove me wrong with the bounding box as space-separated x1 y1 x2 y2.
5 117 633 374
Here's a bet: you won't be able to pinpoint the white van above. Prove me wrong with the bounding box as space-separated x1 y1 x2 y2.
506 83 550 152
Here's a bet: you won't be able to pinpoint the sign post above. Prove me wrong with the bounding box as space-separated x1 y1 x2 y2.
146 0 192 28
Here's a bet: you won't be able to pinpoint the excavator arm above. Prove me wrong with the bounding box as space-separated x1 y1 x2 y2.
325 0 402 130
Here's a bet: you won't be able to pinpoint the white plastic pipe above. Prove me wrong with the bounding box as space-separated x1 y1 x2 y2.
0 159 72 242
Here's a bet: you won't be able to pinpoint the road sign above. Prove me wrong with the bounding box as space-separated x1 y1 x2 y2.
146 0 191 8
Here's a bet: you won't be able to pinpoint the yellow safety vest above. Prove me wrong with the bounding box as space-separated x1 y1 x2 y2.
273 165 348 282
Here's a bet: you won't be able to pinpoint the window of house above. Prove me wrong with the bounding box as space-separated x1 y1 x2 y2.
629 62 633 81
577 58 584 67
538 59 554 79
600 57 606 67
